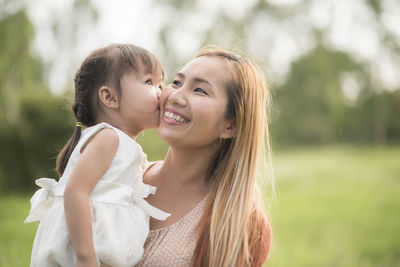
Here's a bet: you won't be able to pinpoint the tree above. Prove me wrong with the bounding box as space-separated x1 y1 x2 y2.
0 7 73 192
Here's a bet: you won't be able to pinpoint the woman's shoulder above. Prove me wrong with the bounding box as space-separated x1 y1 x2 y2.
251 207 272 266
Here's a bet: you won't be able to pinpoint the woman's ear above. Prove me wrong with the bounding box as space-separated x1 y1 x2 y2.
219 120 236 139
98 86 118 109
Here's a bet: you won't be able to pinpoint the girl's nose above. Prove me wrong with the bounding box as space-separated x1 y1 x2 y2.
156 86 162 100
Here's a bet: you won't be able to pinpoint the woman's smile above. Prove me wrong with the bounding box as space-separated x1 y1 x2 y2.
163 108 191 125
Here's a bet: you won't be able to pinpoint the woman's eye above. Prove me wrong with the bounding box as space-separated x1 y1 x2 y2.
145 80 153 85
172 80 182 87
194 88 208 95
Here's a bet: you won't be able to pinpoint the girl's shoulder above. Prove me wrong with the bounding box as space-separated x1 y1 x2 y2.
81 122 140 151
82 122 120 139
79 123 119 153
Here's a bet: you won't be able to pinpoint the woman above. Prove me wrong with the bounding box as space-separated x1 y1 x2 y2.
137 46 274 266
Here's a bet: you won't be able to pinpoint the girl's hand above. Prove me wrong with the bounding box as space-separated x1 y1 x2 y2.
75 256 98 267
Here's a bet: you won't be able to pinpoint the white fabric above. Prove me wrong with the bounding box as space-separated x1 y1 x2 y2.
25 122 170 267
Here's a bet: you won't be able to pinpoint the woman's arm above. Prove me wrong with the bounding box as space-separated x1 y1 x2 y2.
64 129 119 267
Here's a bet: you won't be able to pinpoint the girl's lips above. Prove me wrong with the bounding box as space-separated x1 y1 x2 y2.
163 109 190 125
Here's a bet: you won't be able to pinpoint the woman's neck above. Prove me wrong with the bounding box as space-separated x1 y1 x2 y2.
158 146 213 192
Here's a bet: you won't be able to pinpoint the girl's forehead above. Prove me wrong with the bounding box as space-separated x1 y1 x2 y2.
126 67 162 79
136 63 164 82
139 57 165 78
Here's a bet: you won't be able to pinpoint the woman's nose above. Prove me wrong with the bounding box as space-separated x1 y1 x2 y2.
168 87 187 107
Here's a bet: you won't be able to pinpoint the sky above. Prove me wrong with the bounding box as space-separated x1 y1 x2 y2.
23 0 400 94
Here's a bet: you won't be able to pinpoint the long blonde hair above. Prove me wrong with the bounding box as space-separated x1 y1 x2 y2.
193 46 274 266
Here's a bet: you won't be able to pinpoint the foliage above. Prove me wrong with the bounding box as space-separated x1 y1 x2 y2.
0 91 73 192
272 44 363 143
0 10 39 91
272 44 400 144
0 8 74 192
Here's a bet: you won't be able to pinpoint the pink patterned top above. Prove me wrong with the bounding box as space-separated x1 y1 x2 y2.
136 196 207 267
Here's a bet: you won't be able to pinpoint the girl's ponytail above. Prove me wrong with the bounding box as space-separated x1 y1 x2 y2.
55 61 96 176
56 124 82 176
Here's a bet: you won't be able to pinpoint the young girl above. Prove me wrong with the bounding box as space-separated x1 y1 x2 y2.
24 43 170 267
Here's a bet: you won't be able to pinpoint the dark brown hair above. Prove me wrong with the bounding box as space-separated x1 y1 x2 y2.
56 43 164 176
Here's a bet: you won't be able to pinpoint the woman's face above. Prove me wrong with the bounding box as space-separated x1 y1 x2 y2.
158 56 233 149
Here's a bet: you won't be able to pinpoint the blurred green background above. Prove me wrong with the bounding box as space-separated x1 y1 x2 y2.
1 0 399 266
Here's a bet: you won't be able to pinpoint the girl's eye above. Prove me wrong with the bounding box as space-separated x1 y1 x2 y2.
194 88 209 95
145 80 153 85
172 80 182 87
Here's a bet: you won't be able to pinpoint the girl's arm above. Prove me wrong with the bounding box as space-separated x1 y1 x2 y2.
64 128 119 267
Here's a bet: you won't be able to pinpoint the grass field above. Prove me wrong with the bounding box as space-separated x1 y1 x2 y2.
1 145 399 266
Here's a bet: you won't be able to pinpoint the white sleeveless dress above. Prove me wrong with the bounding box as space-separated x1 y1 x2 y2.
25 122 170 267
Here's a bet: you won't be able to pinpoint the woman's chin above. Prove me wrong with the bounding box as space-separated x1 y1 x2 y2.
157 127 178 145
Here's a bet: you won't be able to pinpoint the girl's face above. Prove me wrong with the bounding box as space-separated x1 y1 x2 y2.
118 70 163 133
158 56 233 148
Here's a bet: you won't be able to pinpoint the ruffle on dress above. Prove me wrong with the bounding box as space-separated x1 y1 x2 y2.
25 178 59 223
25 178 169 223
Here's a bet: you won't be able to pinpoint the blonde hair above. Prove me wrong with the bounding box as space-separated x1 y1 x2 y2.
193 46 274 266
